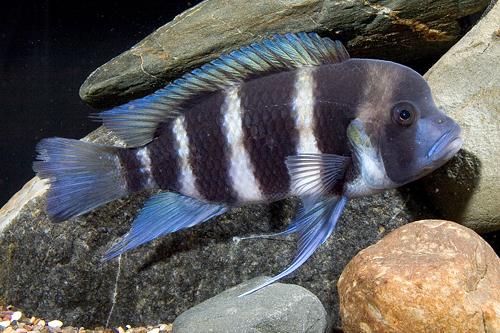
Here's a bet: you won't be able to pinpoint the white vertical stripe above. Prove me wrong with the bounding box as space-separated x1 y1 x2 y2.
135 146 157 188
222 87 263 202
291 67 322 196
173 116 200 198
293 67 320 154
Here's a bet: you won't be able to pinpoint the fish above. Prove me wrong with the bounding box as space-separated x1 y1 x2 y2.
33 32 463 296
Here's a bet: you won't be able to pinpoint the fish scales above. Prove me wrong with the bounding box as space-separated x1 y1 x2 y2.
184 92 237 203
116 148 147 192
240 70 298 200
148 121 180 191
119 65 357 200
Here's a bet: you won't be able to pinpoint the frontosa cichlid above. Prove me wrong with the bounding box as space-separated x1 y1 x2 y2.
34 32 462 295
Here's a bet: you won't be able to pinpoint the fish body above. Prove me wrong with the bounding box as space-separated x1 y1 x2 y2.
34 33 462 295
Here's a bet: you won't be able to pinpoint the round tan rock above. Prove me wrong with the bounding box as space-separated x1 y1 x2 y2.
338 220 500 333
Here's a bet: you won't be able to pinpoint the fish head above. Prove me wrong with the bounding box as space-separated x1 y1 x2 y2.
346 59 462 192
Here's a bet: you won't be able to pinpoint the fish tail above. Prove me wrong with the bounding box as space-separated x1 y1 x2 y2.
33 138 130 222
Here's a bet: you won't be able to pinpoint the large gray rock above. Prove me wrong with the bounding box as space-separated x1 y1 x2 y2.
172 276 327 333
79 0 488 108
0 125 433 328
415 1 500 232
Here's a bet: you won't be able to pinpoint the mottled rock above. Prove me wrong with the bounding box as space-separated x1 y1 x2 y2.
172 276 327 333
79 0 488 108
419 1 500 232
0 124 434 328
338 220 500 333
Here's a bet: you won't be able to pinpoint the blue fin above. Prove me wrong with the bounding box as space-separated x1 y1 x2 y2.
97 32 350 147
33 138 128 222
286 153 351 197
239 196 348 297
103 192 227 260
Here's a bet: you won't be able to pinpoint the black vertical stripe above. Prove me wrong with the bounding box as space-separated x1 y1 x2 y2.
313 101 351 155
117 148 147 193
240 71 298 199
148 121 180 191
312 65 357 156
184 92 237 203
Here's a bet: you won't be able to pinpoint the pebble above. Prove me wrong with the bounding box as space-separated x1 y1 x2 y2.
48 320 63 329
158 325 170 332
147 328 159 333
4 327 14 333
1 320 12 327
11 312 23 321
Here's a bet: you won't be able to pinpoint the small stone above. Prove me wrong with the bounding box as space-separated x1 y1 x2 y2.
37 320 46 327
147 329 159 333
133 328 147 333
4 327 14 333
173 276 327 333
116 327 125 333
338 220 500 333
1 320 11 328
158 324 170 332
16 329 28 333
11 311 22 321
125 325 131 330
47 320 63 329
61 326 75 333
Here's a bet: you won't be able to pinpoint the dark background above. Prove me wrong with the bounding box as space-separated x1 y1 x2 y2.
0 0 202 206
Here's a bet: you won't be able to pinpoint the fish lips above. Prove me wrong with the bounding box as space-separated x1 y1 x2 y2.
425 123 463 169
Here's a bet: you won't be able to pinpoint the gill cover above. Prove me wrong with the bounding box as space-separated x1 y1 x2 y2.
347 119 395 193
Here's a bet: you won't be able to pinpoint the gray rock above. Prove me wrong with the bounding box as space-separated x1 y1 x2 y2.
415 1 500 232
0 125 433 328
172 276 327 333
79 0 489 108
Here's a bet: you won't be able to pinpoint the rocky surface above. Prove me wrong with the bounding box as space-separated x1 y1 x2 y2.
338 220 500 333
79 0 489 108
172 276 326 333
416 1 500 232
0 125 434 328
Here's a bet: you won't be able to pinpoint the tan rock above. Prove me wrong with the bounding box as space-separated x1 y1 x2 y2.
423 2 500 232
338 220 500 333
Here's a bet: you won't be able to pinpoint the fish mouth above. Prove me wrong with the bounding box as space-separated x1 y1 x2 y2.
426 124 463 165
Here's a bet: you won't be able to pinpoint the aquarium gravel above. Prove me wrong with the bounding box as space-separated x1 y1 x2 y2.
0 305 172 333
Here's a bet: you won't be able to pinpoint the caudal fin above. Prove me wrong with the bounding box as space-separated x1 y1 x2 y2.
33 138 128 222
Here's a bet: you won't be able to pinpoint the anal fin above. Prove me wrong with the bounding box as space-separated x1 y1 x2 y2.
103 192 227 260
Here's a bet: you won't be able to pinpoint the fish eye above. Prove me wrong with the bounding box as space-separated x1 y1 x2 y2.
392 102 416 127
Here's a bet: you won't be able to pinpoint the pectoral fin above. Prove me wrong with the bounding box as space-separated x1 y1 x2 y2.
286 153 351 197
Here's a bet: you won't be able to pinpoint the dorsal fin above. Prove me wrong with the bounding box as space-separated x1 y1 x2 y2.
98 32 350 147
